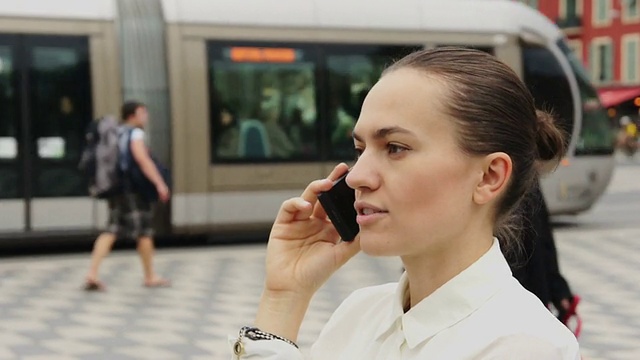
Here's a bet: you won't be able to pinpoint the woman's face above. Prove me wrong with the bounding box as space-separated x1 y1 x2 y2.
347 68 485 257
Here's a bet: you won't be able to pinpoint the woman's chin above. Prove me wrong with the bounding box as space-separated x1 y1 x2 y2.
358 232 397 257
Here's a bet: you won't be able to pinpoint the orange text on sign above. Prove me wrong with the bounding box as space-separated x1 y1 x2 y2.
230 47 297 63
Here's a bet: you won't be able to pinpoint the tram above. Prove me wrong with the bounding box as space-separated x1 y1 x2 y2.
0 0 615 241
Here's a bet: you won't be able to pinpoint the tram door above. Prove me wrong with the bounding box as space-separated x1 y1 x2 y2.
0 34 94 233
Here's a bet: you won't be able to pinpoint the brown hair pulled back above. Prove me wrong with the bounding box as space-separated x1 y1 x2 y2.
384 47 567 248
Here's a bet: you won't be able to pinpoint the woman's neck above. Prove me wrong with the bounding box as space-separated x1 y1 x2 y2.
401 227 494 310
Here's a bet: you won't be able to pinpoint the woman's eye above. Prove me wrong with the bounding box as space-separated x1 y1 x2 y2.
387 143 407 155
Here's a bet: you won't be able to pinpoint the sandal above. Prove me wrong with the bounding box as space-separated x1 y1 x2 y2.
83 278 106 292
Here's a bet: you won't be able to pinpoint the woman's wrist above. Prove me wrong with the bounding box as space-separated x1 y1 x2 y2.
254 289 314 343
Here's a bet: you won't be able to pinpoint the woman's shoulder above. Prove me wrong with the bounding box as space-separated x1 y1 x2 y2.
473 279 579 355
479 332 580 360
443 281 581 359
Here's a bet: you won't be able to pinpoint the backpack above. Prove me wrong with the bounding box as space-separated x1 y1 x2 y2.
120 127 172 203
78 115 122 199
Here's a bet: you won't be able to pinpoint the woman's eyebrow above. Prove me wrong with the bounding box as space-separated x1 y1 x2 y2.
352 126 415 142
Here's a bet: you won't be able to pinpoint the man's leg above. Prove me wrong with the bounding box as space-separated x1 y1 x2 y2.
85 232 116 289
137 235 170 287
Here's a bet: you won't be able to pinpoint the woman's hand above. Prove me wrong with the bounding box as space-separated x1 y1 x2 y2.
264 162 361 296
253 163 361 342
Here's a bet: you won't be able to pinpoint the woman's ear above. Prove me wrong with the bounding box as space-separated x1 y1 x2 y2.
473 152 512 205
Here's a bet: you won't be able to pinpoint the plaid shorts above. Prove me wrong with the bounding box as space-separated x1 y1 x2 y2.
107 193 154 239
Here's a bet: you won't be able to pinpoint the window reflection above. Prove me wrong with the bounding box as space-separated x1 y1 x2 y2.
0 35 92 199
209 44 318 162
30 38 92 197
0 43 19 199
32 47 85 161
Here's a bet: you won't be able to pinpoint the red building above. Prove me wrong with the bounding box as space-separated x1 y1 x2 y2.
522 0 640 118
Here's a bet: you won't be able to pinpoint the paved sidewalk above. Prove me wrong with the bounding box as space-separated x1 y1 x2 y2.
0 227 638 359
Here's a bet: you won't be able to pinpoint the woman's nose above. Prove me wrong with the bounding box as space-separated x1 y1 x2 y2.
346 152 379 191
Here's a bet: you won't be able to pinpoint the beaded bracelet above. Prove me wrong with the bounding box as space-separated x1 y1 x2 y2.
233 326 299 356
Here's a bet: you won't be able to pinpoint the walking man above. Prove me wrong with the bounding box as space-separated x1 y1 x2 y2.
84 100 170 291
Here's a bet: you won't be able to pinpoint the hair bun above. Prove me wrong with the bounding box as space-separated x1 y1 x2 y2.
535 109 567 162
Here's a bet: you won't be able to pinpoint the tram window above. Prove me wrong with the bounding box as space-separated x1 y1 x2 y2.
0 47 15 145
324 45 421 160
557 40 615 155
0 47 16 156
29 38 93 197
0 44 19 199
208 43 318 162
522 44 574 147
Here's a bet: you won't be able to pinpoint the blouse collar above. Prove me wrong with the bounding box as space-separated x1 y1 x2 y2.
374 238 514 348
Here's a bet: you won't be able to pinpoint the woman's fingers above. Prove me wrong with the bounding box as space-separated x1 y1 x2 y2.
300 163 350 204
298 179 333 207
327 163 350 182
276 164 351 225
275 197 313 224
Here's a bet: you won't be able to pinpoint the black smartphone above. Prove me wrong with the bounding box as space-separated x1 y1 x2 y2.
317 172 359 241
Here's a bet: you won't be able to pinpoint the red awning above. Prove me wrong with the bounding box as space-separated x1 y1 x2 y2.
597 87 640 108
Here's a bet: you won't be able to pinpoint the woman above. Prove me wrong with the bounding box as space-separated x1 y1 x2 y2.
230 48 580 359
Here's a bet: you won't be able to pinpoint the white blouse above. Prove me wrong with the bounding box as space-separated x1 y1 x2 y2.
229 239 580 359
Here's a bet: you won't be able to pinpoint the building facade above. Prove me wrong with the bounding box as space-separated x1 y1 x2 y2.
521 0 640 118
